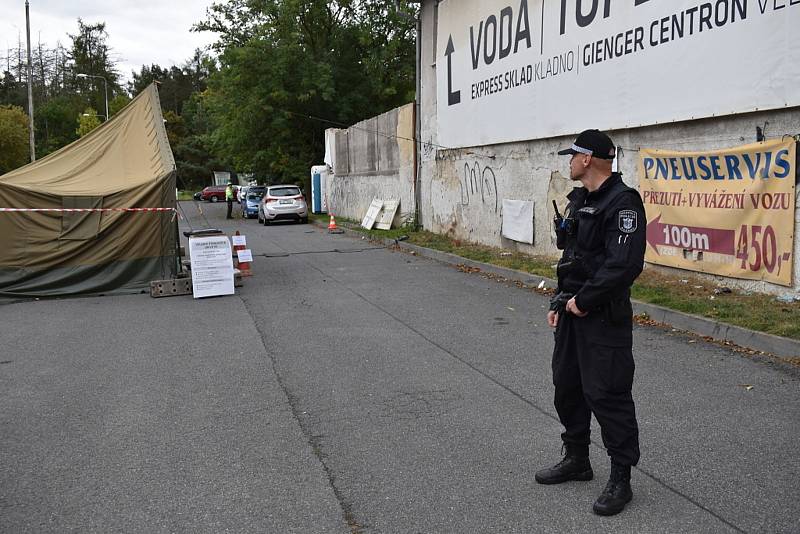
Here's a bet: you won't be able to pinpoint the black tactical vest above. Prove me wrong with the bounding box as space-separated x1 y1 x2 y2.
558 174 640 293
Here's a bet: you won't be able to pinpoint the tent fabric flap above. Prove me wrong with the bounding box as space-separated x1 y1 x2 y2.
0 84 177 298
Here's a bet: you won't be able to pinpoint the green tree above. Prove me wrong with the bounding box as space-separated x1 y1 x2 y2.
0 71 27 110
163 110 187 147
35 94 82 155
0 105 30 174
194 0 417 182
1 19 128 157
164 95 225 190
69 19 122 118
129 64 169 96
109 94 131 117
76 107 101 137
129 49 213 115
126 52 221 189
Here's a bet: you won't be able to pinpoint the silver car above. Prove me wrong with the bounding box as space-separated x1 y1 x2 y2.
258 185 308 225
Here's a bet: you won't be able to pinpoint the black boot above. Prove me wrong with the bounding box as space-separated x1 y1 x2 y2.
535 444 593 485
593 463 633 516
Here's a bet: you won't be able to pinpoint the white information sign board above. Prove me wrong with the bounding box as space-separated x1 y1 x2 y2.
236 249 253 263
374 199 400 230
189 235 235 298
231 235 246 247
437 0 800 148
361 198 384 230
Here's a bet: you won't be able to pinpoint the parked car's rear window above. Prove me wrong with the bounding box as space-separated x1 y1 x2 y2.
247 193 264 200
268 187 301 197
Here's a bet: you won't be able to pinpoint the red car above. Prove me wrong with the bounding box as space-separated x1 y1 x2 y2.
200 185 236 202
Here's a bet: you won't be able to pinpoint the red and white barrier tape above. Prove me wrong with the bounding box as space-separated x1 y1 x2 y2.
0 207 181 220
0 207 176 212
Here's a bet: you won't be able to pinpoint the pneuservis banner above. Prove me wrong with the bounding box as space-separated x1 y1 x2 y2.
436 0 800 149
638 139 796 286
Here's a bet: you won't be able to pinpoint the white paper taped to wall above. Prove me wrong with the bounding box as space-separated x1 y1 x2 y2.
501 199 534 244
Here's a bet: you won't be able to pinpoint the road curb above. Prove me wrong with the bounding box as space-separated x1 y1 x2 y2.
314 221 799 360
630 301 800 360
397 242 800 360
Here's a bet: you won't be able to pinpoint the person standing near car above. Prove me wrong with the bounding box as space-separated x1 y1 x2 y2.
535 129 646 516
225 182 235 219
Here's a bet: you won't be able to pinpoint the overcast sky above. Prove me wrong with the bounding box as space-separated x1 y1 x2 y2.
0 0 219 83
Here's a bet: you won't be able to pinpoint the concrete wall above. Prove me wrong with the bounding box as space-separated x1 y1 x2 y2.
419 111 800 294
329 1 800 294
414 0 800 294
326 104 416 225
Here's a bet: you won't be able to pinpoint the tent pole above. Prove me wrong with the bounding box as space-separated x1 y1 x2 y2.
175 216 183 275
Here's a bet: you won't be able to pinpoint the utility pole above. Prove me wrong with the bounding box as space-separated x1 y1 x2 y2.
25 0 35 162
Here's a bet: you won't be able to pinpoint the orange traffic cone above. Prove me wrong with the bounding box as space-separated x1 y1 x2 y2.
327 213 338 231
233 230 251 276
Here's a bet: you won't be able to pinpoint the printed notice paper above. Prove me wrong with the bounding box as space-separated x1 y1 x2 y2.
189 235 235 298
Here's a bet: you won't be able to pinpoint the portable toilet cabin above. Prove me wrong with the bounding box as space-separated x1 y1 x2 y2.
310 165 329 214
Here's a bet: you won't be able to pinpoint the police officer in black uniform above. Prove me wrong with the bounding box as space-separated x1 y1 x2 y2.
535 129 646 516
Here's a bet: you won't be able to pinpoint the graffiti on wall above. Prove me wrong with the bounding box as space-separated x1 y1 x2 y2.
460 161 498 213
421 137 435 157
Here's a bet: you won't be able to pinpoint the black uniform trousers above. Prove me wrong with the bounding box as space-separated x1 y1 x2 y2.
226 199 233 219
552 309 640 466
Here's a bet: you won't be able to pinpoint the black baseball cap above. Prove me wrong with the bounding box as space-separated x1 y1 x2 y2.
558 129 616 160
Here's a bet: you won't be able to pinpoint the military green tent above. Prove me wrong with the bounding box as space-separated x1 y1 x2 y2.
0 84 177 297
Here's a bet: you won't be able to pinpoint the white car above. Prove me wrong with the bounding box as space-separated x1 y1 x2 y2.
258 185 308 225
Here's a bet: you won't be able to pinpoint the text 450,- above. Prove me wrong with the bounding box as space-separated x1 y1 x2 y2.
735 225 790 276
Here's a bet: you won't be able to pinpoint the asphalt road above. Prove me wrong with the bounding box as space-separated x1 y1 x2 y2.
1 200 798 533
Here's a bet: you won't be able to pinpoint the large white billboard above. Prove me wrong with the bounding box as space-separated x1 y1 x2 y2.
436 0 800 149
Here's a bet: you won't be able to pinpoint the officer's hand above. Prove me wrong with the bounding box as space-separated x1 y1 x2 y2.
566 297 588 317
547 310 558 328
